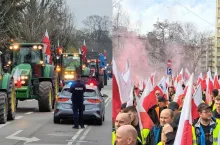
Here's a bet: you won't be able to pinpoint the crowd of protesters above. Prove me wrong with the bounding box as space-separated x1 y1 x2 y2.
112 84 220 145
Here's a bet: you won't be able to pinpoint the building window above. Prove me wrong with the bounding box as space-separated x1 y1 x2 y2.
218 48 220 53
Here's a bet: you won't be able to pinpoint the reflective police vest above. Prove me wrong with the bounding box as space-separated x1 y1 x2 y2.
192 122 220 145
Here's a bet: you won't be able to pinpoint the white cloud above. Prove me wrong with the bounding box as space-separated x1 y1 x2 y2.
118 0 215 34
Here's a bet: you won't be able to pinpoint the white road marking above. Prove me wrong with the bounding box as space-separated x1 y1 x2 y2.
25 112 33 115
15 116 23 120
6 130 40 143
75 126 92 145
47 134 73 137
105 98 111 107
0 122 11 129
66 125 87 145
104 97 110 103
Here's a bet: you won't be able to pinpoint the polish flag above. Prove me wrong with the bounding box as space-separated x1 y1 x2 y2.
112 59 122 122
126 86 134 107
174 73 194 145
191 83 203 121
81 40 87 62
176 68 184 84
206 68 214 105
213 69 220 89
150 71 156 87
184 68 190 81
43 30 52 64
142 86 158 112
136 96 154 130
140 77 153 103
173 81 184 102
112 59 132 122
197 73 206 91
13 67 21 88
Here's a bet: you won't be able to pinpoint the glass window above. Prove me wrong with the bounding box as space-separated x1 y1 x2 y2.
13 47 41 65
83 89 96 97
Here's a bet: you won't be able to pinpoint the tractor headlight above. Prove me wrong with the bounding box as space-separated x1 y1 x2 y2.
64 74 74 79
56 67 61 72
21 76 28 80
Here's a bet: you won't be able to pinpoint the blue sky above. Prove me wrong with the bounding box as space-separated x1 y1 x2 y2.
115 0 215 34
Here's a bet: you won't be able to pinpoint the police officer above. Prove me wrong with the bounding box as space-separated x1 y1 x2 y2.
69 74 86 129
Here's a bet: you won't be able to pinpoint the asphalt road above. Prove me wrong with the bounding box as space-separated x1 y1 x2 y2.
0 79 112 145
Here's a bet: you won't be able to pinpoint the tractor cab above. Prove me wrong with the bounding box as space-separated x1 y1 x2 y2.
8 43 45 79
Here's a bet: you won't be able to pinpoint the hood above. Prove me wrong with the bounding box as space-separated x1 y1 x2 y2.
64 66 76 72
12 64 31 76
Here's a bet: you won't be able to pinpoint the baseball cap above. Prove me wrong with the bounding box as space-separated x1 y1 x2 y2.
157 96 168 102
197 103 212 112
168 102 179 111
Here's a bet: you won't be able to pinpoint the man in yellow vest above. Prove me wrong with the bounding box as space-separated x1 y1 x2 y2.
112 113 131 145
115 125 138 145
192 103 220 145
213 96 220 121
121 106 150 145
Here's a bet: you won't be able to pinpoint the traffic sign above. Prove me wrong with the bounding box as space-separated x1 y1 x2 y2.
167 67 172 75
167 60 172 67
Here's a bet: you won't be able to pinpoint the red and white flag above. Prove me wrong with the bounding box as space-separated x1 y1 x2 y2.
174 73 194 145
81 40 87 62
112 59 132 122
191 83 203 121
150 71 156 87
213 69 220 90
43 30 52 64
136 96 154 130
173 81 184 102
184 68 190 81
112 59 122 122
176 68 184 84
13 67 21 88
206 68 214 105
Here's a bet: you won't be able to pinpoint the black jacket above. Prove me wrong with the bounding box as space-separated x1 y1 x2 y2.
69 80 86 106
213 109 220 119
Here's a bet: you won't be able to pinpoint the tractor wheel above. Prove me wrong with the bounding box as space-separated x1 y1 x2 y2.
38 81 53 112
0 92 8 124
7 79 16 120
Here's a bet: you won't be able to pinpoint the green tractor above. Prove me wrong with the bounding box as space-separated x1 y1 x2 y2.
0 51 16 124
7 43 58 112
55 51 88 91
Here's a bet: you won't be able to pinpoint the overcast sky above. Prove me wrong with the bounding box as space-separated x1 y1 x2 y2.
66 0 112 30
115 0 215 34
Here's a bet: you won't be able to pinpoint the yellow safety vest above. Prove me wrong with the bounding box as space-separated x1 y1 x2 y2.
112 131 116 145
137 129 150 145
157 142 163 145
112 129 150 145
213 104 216 111
192 123 220 145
